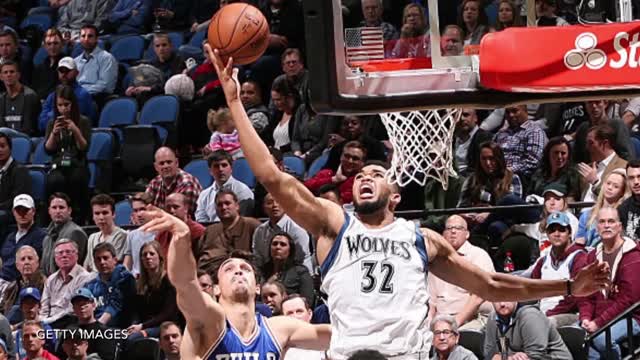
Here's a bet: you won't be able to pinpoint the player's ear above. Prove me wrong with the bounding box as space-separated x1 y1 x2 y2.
389 192 401 209
213 284 221 297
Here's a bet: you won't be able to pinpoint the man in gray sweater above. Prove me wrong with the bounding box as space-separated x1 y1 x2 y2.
484 301 572 360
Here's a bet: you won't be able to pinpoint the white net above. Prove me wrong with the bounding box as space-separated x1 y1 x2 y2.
380 109 461 189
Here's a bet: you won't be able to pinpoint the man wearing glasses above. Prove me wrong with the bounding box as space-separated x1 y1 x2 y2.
430 315 477 360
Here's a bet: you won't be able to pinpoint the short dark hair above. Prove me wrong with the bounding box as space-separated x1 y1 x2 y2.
281 48 303 64
343 140 368 159
93 242 117 260
207 150 233 167
347 349 387 360
0 59 19 73
90 193 115 213
211 250 259 285
159 321 181 335
80 24 98 36
48 192 71 207
214 188 238 204
317 183 341 199
0 30 17 45
627 160 640 170
281 293 310 310
0 132 11 150
363 159 390 169
588 124 616 147
129 192 152 206
269 147 283 163
262 278 287 296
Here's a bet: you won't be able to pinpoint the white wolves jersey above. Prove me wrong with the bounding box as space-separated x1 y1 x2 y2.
320 213 431 359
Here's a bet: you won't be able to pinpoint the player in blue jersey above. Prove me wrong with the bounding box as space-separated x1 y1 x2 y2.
201 44 612 359
140 208 331 360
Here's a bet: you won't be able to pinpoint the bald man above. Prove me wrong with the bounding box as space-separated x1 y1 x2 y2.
145 147 203 216
427 215 495 330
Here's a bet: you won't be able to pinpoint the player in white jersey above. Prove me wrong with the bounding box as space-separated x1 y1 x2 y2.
205 44 612 359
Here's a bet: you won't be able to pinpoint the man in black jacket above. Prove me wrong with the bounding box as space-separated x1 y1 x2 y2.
620 160 640 240
0 132 32 238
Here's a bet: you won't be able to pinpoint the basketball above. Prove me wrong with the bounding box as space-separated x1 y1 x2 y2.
207 3 270 65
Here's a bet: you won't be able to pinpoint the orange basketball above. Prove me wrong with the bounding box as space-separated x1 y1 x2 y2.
208 3 270 65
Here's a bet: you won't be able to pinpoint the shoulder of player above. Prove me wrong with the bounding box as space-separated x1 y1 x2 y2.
418 227 450 262
316 197 348 237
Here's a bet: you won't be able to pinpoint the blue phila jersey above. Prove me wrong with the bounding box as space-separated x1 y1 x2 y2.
205 314 282 360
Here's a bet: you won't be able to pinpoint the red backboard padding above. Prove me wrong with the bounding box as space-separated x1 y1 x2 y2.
349 57 432 72
479 22 640 93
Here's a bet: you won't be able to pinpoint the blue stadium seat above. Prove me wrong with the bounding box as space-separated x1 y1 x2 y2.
232 158 256 188
138 95 179 144
87 132 113 190
110 36 145 63
178 31 207 64
28 6 55 17
458 329 485 360
27 167 47 202
306 152 329 179
71 40 106 58
19 14 52 32
114 200 132 227
32 138 52 165
283 156 306 178
10 137 31 164
32 46 48 66
188 30 206 47
184 159 213 189
144 32 184 60
98 97 138 143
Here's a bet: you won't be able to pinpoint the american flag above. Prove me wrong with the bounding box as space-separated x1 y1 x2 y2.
344 27 385 62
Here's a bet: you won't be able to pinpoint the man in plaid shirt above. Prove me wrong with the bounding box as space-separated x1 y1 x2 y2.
145 147 202 216
495 105 548 180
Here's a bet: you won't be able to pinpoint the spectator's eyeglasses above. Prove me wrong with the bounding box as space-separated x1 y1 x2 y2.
55 249 77 256
434 330 457 337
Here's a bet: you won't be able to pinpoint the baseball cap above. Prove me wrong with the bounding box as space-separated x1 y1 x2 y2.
19 287 41 303
13 194 35 209
71 288 95 303
58 57 77 71
546 211 571 229
542 182 567 197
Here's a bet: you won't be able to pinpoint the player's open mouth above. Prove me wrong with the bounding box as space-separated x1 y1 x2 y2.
360 185 374 199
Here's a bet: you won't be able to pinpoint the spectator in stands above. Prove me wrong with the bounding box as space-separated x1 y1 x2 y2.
40 238 93 328
458 0 492 46
241 80 270 138
261 279 287 316
318 183 343 206
574 100 632 165
84 194 127 272
57 0 113 40
189 0 219 33
70 288 116 360
84 242 136 328
428 215 494 331
0 61 40 136
158 321 182 360
391 3 430 58
0 246 47 325
13 288 56 359
74 24 118 100
281 294 324 360
292 97 338 166
576 169 629 248
0 326 12 359
0 132 30 237
580 207 640 359
44 86 91 225
197 270 214 298
430 315 477 360
536 0 569 26
495 0 524 30
21 321 59 360
454 108 492 178
157 193 205 261
494 104 548 180
38 57 96 135
324 115 387 171
360 0 398 57
146 147 202 217
268 77 299 153
0 30 31 87
42 193 88 276
304 141 367 204
484 301 571 359
60 327 98 360
106 0 151 35
620 161 640 240
195 150 254 223
253 192 312 272
128 241 180 341
32 29 66 101
0 195 45 286
260 232 314 306
578 124 629 202
528 137 582 202
197 189 261 274
150 0 193 31
530 212 587 327
271 48 309 106
123 192 156 278
440 25 465 56
203 108 243 159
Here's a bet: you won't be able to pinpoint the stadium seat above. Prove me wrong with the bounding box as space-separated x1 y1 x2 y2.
184 159 213 189
110 36 145 64
10 137 31 164
32 46 47 66
458 329 485 360
188 30 206 47
19 14 52 33
121 125 161 181
232 158 256 188
138 95 180 144
557 325 588 360
27 6 55 16
114 200 132 227
87 131 114 192
177 31 207 64
26 167 47 203
32 138 52 165
123 338 161 360
283 156 306 178
98 97 138 143
306 152 329 179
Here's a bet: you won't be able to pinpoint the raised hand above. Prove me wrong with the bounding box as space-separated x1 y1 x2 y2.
572 261 611 297
139 205 190 239
205 43 240 104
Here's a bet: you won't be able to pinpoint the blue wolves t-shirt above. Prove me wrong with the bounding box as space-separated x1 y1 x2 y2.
206 314 281 360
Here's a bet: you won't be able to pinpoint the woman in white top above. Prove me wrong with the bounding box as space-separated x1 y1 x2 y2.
270 77 298 153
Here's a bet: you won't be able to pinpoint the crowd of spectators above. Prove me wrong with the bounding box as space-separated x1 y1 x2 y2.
0 0 640 359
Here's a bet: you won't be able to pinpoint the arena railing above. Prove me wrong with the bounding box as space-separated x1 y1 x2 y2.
585 301 640 360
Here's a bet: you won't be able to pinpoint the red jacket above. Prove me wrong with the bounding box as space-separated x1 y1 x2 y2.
578 237 640 328
530 243 588 316
156 218 206 267
303 169 355 203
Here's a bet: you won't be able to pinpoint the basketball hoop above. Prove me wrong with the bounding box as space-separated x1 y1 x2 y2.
380 109 461 189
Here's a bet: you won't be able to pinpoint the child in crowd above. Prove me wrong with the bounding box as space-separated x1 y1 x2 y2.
203 108 244 159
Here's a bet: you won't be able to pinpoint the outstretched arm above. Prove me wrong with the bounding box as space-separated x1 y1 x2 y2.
423 228 611 302
206 45 344 240
269 316 331 351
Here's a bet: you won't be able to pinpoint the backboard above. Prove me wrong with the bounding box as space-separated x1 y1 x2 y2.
301 0 640 115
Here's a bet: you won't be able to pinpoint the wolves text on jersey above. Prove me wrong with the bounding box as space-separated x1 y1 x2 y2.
345 234 412 261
